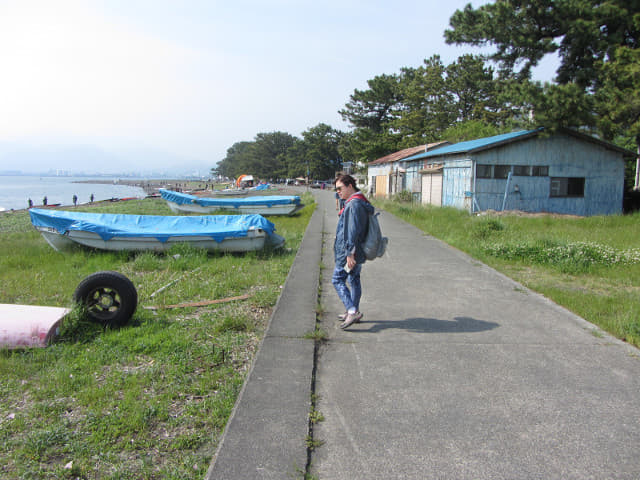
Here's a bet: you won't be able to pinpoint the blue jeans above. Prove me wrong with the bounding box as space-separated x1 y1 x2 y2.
332 263 362 312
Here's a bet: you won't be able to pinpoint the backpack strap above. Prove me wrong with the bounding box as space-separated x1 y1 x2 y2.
339 192 369 215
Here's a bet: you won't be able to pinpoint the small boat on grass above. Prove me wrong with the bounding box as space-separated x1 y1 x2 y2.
206 183 274 197
209 188 248 196
29 208 284 252
208 183 272 196
160 189 304 216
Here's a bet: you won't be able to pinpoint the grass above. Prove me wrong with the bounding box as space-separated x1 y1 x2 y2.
303 328 328 342
0 193 315 479
376 199 640 348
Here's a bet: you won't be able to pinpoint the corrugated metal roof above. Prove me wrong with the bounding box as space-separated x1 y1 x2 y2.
369 141 450 165
369 145 427 165
404 129 541 162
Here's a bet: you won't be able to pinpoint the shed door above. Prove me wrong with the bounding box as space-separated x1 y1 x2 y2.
421 173 442 206
375 175 388 199
432 174 442 206
422 175 432 204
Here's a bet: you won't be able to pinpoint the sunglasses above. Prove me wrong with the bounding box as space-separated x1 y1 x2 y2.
335 185 345 192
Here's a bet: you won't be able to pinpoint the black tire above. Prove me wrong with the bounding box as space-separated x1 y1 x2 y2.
73 271 137 327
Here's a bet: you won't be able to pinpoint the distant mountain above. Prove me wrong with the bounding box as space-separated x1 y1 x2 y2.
0 142 213 177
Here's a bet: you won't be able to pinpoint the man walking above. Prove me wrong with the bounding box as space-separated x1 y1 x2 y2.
332 174 374 329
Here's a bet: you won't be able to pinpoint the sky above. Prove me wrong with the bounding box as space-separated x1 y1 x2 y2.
0 0 558 176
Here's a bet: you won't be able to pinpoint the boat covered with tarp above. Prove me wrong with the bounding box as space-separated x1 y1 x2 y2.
29 208 284 252
208 182 272 196
160 189 304 215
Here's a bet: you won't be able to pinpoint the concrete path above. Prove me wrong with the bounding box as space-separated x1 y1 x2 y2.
207 189 640 479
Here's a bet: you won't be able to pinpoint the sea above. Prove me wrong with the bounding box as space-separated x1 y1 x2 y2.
0 175 149 212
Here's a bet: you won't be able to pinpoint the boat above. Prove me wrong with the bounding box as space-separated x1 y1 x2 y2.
209 188 249 196
209 183 272 196
29 208 285 252
160 189 304 216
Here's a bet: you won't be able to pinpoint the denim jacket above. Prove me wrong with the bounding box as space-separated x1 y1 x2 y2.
334 192 374 267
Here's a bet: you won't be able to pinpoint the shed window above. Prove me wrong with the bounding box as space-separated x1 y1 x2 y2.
477 164 492 178
513 165 531 176
532 166 549 176
550 177 585 197
493 165 511 179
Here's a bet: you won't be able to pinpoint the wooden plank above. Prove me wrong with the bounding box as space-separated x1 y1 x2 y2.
143 294 252 310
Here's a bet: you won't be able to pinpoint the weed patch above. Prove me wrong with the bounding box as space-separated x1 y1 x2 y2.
472 217 505 239
484 240 640 273
303 328 328 342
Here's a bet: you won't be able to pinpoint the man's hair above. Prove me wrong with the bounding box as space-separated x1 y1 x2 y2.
335 174 360 191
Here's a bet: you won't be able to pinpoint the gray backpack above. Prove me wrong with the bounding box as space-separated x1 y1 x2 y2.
363 211 388 260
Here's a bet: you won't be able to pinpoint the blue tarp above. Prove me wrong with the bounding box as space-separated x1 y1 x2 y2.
29 209 276 243
160 189 300 208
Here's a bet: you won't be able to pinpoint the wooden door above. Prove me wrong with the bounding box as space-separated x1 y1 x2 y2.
421 173 443 206
375 175 388 199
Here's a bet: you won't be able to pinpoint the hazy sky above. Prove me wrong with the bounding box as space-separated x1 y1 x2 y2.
0 0 557 175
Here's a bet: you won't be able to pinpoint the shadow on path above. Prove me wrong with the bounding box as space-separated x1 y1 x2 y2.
353 316 499 334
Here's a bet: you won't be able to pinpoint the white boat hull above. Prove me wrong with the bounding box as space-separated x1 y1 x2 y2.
165 200 305 216
35 226 276 252
210 189 248 196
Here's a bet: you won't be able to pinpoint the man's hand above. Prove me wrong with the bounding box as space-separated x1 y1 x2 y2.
346 255 356 270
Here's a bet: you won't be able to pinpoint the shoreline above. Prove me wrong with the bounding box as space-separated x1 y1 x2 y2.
72 179 211 196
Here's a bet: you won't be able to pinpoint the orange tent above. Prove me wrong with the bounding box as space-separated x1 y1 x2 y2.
236 175 254 187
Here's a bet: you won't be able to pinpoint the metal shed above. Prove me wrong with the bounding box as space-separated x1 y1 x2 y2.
404 129 632 216
367 142 450 200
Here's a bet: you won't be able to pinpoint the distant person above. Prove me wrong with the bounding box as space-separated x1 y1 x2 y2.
73 194 78 206
332 174 374 329
42 196 47 206
90 193 94 203
28 198 33 208
334 178 345 212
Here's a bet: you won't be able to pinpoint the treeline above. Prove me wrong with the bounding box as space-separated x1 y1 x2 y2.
214 125 344 181
215 0 639 188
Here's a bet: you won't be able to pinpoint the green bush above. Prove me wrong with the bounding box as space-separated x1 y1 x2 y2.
393 190 413 203
472 218 505 239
